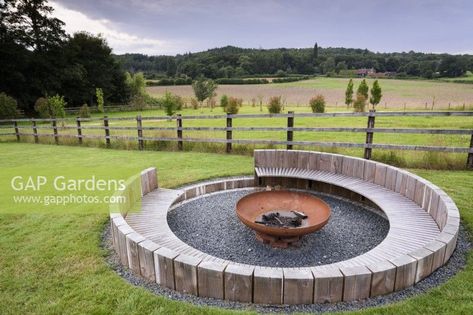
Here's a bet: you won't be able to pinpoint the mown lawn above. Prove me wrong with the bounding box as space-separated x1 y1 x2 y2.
0 143 472 314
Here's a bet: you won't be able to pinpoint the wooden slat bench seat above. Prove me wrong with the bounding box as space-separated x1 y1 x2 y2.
110 149 460 305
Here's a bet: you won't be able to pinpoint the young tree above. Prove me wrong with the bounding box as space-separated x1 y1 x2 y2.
220 94 229 109
0 92 18 119
96 88 104 113
345 79 354 107
369 80 382 109
224 97 242 114
126 72 146 97
353 93 367 112
309 95 325 113
312 42 318 62
267 96 282 114
257 95 264 112
47 94 66 118
161 91 178 116
34 97 50 118
79 104 90 118
34 95 66 118
357 79 369 99
192 77 217 109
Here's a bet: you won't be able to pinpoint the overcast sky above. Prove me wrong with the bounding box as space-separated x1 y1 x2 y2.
51 0 473 56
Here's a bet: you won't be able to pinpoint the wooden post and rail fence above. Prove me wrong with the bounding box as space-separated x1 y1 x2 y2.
1 111 472 168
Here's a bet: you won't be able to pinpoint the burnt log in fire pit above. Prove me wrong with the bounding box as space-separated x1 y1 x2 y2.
236 190 331 248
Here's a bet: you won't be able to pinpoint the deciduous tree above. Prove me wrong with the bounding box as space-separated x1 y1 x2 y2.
369 80 382 109
357 79 369 99
345 79 354 107
192 77 217 109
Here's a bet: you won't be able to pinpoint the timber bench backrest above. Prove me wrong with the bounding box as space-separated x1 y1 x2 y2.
254 149 460 232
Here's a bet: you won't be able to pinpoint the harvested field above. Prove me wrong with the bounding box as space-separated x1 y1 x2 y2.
147 77 473 109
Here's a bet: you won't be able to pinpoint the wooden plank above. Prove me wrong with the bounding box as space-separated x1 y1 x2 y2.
405 176 417 200
117 224 134 266
283 268 314 304
138 240 160 282
414 180 426 207
367 260 396 296
409 248 434 283
390 255 417 291
110 214 126 252
363 161 376 183
154 247 178 288
318 153 333 172
221 127 472 135
253 267 283 304
385 166 398 191
437 232 458 263
340 266 372 301
352 158 365 179
126 232 145 273
364 110 376 159
198 261 227 299
224 264 254 303
374 164 387 186
341 156 355 177
136 115 144 150
311 267 344 303
296 151 310 169
332 155 344 174
174 254 201 295
103 116 110 147
2 111 471 124
424 240 447 272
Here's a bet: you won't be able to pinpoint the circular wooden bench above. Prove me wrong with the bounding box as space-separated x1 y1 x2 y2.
110 150 460 304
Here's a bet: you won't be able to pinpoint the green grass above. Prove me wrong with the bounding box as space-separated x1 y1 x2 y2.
0 143 472 314
441 71 473 83
277 77 461 90
3 110 472 169
146 76 473 110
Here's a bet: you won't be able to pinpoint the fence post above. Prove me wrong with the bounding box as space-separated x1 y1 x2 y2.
103 115 110 147
226 113 232 153
32 119 38 144
287 111 294 150
13 121 20 142
467 132 473 169
52 118 59 145
76 117 82 145
364 110 376 159
137 115 143 150
176 114 183 150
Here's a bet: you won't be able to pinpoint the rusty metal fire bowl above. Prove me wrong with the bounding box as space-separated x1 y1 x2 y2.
236 190 331 247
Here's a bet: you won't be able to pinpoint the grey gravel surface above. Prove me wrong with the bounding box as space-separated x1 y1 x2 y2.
167 189 389 267
102 221 471 313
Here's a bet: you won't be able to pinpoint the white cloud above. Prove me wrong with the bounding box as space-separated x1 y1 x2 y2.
51 1 183 55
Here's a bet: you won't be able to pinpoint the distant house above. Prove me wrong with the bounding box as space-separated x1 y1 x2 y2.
356 68 375 77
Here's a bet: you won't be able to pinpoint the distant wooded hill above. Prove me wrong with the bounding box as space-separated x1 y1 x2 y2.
114 45 473 80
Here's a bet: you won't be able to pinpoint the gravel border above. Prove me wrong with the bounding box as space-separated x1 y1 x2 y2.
102 218 471 314
167 189 389 267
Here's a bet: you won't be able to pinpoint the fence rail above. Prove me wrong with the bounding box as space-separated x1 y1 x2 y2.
1 111 472 168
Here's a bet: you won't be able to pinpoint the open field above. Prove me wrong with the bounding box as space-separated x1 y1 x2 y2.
147 77 473 110
0 143 472 314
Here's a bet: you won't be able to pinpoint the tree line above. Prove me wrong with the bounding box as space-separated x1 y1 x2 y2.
0 0 129 115
115 44 473 80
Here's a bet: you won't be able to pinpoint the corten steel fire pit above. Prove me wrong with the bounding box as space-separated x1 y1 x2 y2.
236 190 331 248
